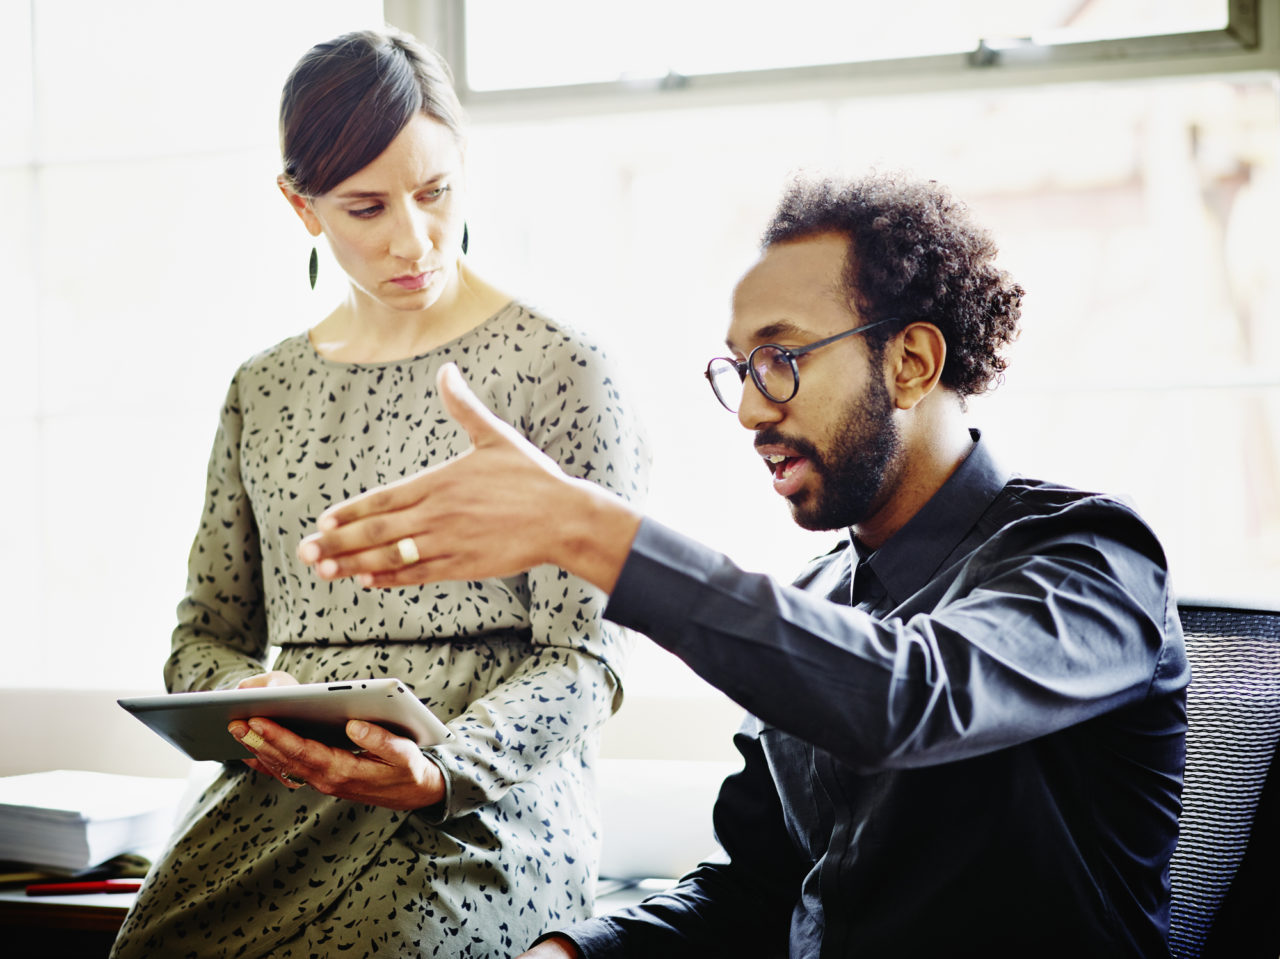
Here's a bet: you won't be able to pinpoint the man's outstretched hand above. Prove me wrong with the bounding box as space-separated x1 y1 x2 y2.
297 362 640 593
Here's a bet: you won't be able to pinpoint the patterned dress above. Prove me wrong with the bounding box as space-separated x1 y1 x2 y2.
110 302 650 959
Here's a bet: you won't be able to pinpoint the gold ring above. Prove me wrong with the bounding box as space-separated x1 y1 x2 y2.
396 537 420 566
241 729 267 751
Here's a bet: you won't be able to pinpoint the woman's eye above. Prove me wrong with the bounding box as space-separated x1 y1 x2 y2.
421 184 451 202
349 204 382 219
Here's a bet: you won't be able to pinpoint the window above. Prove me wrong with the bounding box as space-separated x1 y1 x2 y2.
459 0 1251 96
453 71 1280 695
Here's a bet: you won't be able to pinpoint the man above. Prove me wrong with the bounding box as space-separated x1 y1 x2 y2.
297 174 1189 957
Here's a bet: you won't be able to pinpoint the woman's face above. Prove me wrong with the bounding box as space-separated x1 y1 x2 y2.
293 112 467 315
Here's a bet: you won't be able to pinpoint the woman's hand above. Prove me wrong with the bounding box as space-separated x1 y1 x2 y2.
227 715 446 811
235 670 300 690
295 362 640 594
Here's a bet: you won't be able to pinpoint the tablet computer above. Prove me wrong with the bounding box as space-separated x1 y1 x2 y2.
118 678 452 762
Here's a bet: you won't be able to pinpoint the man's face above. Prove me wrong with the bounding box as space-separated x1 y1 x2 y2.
726 233 901 531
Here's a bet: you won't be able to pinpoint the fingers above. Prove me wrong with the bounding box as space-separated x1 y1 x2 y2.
311 363 501 535
229 717 370 793
435 362 521 447
299 508 429 573
315 467 436 534
345 719 422 767
294 361 567 586
235 670 300 689
228 716 444 810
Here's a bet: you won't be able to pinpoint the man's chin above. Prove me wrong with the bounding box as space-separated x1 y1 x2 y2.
786 494 846 533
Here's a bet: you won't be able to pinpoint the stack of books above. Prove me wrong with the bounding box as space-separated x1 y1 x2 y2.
0 770 188 873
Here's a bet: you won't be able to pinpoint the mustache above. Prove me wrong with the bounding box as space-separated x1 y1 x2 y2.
754 427 823 466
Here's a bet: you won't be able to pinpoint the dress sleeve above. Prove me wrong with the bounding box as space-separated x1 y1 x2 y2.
423 331 652 818
164 369 271 693
540 717 801 957
605 507 1183 773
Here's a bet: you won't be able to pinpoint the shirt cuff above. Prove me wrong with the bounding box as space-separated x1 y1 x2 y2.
415 750 452 823
529 916 627 957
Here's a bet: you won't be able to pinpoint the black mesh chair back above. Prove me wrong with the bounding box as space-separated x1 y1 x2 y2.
1169 602 1280 959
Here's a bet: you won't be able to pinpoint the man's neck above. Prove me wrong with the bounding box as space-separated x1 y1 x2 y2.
853 401 975 550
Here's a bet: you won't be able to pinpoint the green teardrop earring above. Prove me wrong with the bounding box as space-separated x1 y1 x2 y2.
461 223 469 255
308 246 318 290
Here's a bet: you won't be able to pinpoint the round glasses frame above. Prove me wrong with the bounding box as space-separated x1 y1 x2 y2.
704 318 898 413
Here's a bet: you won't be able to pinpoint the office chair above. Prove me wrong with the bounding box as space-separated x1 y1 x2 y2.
1168 601 1280 959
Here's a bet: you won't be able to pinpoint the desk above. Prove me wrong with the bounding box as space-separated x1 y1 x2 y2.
0 878 673 957
0 888 131 957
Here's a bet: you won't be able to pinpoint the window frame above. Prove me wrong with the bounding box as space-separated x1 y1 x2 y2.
386 0 1272 120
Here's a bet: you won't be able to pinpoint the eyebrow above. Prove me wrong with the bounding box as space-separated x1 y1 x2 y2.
726 319 811 352
332 173 450 201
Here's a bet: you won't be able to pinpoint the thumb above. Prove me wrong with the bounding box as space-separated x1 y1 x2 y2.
437 362 518 449
346 720 419 764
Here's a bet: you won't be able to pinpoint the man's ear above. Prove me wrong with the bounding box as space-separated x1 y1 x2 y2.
888 322 946 410
277 175 324 237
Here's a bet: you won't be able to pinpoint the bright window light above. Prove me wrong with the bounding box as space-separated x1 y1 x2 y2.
464 0 1231 91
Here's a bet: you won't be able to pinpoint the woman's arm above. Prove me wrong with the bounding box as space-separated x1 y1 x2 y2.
270 335 652 813
166 369 272 693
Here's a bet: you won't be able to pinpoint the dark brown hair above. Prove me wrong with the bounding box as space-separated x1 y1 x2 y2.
762 173 1023 398
279 28 465 198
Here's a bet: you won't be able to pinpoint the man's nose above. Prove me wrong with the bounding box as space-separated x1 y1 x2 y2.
737 375 783 431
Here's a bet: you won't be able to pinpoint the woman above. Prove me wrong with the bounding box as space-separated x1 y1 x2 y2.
111 27 648 959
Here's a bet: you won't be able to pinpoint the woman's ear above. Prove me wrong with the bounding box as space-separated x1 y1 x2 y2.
277 175 324 237
889 322 947 411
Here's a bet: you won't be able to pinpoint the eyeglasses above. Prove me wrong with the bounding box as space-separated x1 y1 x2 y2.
704 318 897 413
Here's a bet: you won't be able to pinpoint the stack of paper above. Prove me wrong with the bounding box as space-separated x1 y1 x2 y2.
0 770 188 872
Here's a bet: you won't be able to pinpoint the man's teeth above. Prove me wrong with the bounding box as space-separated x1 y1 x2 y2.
766 454 787 464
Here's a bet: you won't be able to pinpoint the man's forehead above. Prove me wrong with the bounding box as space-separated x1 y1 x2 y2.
728 237 855 348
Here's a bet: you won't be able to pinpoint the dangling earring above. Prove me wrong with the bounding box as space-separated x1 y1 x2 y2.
308 247 318 290
461 223 469 255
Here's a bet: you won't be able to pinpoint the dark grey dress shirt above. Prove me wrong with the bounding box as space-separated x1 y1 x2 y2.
554 431 1188 958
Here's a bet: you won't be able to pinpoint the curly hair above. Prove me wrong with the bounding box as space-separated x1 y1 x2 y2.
761 173 1022 397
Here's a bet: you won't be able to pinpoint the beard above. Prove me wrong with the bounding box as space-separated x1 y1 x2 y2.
762 372 901 531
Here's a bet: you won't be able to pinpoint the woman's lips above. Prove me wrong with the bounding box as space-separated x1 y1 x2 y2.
390 271 433 291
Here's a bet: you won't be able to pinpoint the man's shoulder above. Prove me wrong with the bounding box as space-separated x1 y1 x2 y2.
986 475 1167 566
790 538 851 590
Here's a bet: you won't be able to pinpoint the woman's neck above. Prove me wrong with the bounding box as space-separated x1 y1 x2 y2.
311 263 512 363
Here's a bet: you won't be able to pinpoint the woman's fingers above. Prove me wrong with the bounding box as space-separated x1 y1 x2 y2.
231 718 383 787
228 716 443 810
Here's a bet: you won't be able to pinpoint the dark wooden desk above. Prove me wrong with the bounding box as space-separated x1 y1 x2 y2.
0 878 668 956
0 889 131 957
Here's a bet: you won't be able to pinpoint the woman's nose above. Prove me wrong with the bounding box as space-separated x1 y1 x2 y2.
389 208 433 262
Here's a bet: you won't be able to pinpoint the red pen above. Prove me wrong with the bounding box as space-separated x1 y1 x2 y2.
25 879 143 896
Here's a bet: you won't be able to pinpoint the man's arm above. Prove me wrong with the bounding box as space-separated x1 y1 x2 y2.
605 508 1181 772
298 363 1182 773
521 718 803 958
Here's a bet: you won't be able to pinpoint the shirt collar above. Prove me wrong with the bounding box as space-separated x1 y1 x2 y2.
856 428 1011 602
